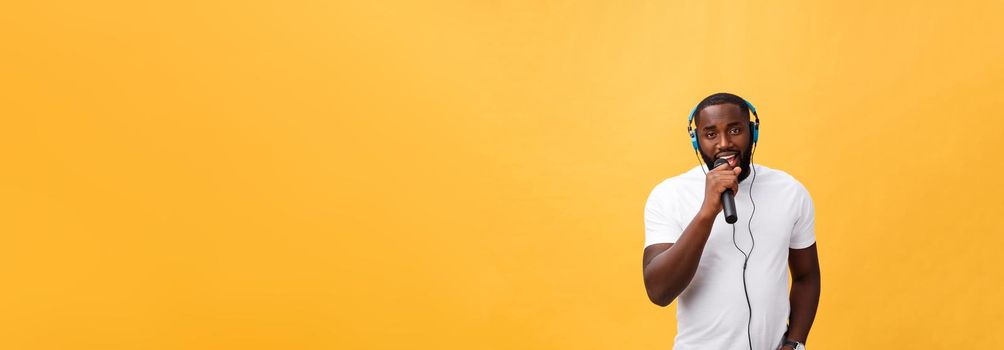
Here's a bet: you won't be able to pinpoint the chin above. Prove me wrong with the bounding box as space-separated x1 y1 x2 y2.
737 159 753 182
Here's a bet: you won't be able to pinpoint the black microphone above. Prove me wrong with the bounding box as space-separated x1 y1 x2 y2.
713 158 738 224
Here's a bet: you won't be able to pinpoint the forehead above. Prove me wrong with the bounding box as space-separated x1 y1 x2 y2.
695 103 746 129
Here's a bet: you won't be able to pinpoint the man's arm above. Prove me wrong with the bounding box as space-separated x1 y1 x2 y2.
642 164 742 307
783 243 820 348
642 211 716 307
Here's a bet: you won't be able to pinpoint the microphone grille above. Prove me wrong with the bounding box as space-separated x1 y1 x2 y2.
713 158 729 168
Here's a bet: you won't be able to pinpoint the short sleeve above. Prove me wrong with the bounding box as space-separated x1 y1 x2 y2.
790 184 816 249
644 184 684 248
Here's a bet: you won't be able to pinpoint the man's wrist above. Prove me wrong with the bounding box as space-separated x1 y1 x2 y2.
782 338 805 350
782 329 806 344
695 206 718 222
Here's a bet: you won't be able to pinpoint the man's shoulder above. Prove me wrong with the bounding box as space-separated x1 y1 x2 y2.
754 163 811 194
646 165 703 204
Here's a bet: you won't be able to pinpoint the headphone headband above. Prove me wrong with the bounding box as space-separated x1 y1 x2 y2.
688 99 759 125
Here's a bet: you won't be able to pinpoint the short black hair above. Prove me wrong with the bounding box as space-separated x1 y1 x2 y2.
692 92 750 127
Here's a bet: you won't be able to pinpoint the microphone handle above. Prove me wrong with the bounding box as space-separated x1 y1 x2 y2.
721 188 738 224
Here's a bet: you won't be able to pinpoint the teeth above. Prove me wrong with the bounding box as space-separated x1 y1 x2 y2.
721 154 735 159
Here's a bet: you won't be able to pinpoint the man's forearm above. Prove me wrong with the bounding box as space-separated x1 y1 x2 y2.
785 272 820 343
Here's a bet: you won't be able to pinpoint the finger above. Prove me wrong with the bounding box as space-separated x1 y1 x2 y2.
716 184 730 194
717 183 738 195
714 171 738 180
733 167 742 175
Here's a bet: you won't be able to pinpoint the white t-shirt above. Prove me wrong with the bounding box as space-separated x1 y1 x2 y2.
644 163 815 350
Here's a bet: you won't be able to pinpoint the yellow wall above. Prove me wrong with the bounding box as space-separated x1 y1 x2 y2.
2 1 1002 348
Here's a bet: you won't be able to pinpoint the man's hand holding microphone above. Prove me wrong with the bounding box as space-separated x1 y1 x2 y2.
699 159 742 223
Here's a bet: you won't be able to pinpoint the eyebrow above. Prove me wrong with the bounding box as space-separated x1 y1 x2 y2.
701 122 744 132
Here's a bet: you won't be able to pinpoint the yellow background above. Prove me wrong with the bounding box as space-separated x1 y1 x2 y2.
2 1 1002 349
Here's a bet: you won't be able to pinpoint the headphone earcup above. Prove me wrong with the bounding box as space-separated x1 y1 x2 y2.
750 121 759 144
690 131 699 151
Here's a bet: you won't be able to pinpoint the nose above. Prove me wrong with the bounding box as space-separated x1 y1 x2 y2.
717 132 734 151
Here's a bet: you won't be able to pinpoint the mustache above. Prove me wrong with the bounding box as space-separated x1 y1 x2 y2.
714 150 743 158
701 149 751 166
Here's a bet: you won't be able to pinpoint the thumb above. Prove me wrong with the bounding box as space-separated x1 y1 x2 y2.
733 167 742 175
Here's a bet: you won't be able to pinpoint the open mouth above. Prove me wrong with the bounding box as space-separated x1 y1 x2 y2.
717 152 740 167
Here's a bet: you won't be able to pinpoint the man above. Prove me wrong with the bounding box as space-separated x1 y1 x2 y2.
642 93 821 350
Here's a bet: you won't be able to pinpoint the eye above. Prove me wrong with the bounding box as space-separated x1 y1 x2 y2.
705 132 716 139
729 127 742 135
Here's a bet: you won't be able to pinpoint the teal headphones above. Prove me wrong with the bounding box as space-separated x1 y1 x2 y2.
687 99 760 151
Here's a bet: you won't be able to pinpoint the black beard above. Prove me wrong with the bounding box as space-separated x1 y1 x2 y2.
700 142 754 182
